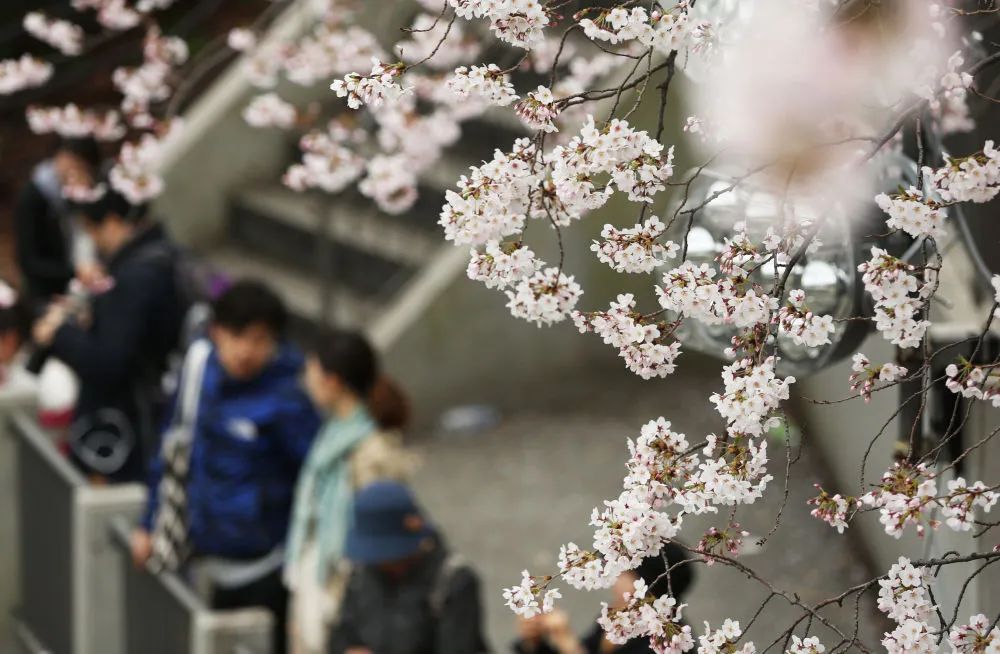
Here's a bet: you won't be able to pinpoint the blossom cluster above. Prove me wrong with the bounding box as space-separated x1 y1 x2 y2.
940 477 998 532
786 636 825 654
283 125 365 193
331 59 407 110
467 241 541 290
931 51 975 135
502 570 561 619
573 294 682 379
550 116 676 220
861 463 938 538
945 361 1000 407
849 353 907 402
697 619 755 654
514 85 560 132
878 557 936 654
657 263 777 329
694 433 774 507
505 267 583 326
0 55 53 95
448 0 549 50
591 216 678 274
598 578 694 654
358 153 419 214
108 123 180 205
447 64 518 106
858 247 931 348
242 93 298 129
71 0 142 31
875 187 947 239
949 614 1000 654
776 289 836 348
695 523 748 564
807 485 855 533
113 28 189 127
926 141 1000 204
26 104 125 141
23 12 84 56
710 357 794 437
578 3 710 57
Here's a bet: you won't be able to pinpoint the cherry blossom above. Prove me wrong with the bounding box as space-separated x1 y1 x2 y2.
598 578 694 654
710 356 794 437
502 570 561 619
573 294 682 379
657 262 778 329
940 477 998 532
786 635 826 654
878 557 935 623
505 267 583 326
242 93 297 129
331 59 407 110
466 241 541 290
944 361 1000 407
514 85 560 132
925 141 1000 204
282 127 365 193
861 463 938 538
776 290 836 348
949 614 1000 654
693 433 773 506
858 247 931 348
849 353 907 402
697 619 755 654
26 104 126 141
883 620 935 654
23 12 84 56
591 216 678 274
447 64 518 106
448 0 549 50
227 28 257 52
695 523 748 564
875 187 947 239
358 154 419 214
808 485 855 533
108 122 182 205
0 56 54 95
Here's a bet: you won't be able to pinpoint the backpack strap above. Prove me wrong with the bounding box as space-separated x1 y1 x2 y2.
428 553 465 618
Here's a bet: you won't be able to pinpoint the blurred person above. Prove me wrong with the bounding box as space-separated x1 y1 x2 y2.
513 543 695 654
328 480 489 654
0 279 81 424
31 186 184 483
286 328 414 654
14 137 102 307
131 280 321 654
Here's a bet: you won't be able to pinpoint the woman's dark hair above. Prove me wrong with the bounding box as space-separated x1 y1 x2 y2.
211 279 288 337
636 541 695 599
0 289 32 344
56 137 102 170
74 185 149 225
313 328 410 431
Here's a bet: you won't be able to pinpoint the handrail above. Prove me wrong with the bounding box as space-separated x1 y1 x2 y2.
108 518 207 614
7 408 85 488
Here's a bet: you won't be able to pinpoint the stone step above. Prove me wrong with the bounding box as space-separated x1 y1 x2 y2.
228 200 415 299
208 245 380 329
233 185 439 267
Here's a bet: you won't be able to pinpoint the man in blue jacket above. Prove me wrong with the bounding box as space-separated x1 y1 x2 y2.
131 280 321 654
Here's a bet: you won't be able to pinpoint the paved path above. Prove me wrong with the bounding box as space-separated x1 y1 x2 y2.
411 354 887 652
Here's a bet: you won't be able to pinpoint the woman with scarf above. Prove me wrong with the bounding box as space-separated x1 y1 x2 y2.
285 328 413 654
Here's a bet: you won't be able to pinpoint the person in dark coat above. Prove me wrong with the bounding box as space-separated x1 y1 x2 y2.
14 138 102 306
31 186 184 483
329 481 489 654
513 543 695 654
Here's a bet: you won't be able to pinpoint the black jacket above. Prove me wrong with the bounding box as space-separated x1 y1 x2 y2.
51 223 184 481
14 179 75 303
329 545 488 654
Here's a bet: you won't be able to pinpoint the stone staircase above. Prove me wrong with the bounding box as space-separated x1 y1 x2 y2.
206 113 524 346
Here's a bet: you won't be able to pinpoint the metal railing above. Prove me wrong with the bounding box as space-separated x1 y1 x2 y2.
7 408 273 654
108 519 274 654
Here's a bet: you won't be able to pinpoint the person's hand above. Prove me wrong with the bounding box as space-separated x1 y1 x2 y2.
541 611 583 654
345 648 373 654
75 261 107 291
130 529 153 569
32 302 68 347
517 614 547 643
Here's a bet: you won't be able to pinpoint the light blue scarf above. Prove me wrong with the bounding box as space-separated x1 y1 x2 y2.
286 406 375 582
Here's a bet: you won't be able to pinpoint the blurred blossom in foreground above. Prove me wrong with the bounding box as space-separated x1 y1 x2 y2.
691 0 957 215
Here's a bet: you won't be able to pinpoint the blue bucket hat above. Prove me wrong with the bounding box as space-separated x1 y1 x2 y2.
345 481 436 564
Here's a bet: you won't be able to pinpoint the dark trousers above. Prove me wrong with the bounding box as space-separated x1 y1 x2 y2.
211 567 289 654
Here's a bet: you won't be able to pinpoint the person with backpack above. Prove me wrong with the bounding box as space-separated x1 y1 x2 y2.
328 480 490 654
285 328 414 654
130 280 321 654
512 543 695 654
30 185 185 483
